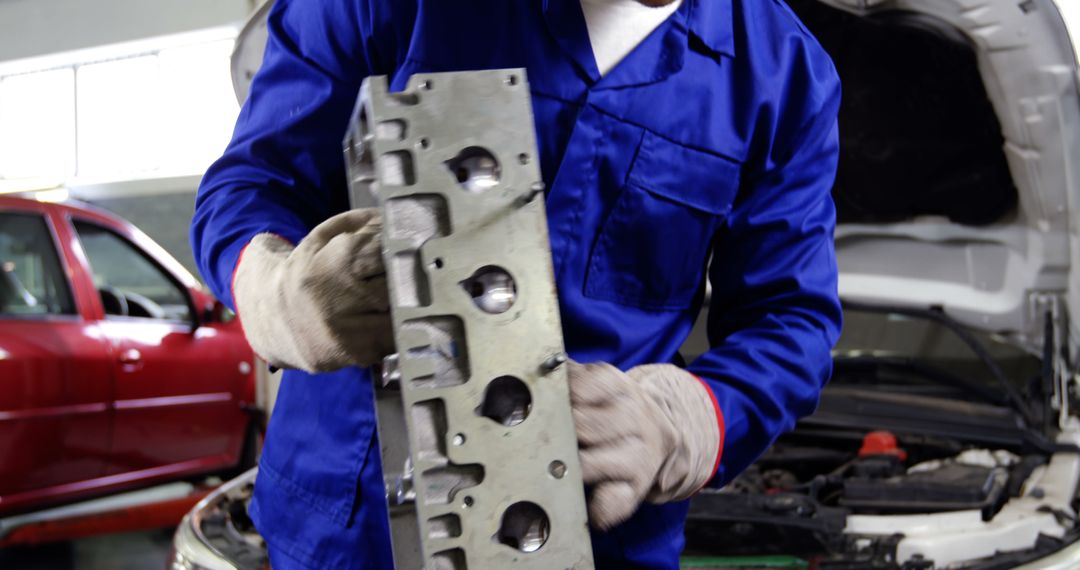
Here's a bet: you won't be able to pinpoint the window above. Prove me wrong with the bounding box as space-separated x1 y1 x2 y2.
73 221 191 322
0 213 75 316
76 56 161 178
158 40 239 174
0 30 240 186
0 69 76 180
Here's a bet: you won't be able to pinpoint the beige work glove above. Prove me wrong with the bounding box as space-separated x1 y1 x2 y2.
232 209 394 373
568 360 722 530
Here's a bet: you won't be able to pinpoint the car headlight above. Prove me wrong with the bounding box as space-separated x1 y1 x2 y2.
167 513 237 570
166 468 263 570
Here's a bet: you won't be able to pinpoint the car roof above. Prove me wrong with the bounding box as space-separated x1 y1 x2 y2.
0 194 125 227
0 194 205 291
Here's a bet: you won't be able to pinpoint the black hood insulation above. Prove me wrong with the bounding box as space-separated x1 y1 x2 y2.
786 0 1019 226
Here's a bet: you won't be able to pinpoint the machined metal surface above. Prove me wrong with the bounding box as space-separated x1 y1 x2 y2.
344 69 594 570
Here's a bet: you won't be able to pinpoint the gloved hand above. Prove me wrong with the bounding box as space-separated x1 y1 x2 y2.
232 208 394 373
567 360 722 530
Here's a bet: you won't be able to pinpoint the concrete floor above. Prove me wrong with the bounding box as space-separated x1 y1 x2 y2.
0 528 175 570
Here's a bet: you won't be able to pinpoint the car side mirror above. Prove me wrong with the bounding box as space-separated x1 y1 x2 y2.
197 300 223 325
200 303 215 325
201 299 236 326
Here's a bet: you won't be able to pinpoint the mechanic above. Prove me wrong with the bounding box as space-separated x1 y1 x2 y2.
191 0 842 568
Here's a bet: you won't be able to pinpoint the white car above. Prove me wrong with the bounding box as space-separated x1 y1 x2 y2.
171 0 1080 568
680 1 1080 568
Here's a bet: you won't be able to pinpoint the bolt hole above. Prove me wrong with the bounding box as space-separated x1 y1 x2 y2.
419 138 431 149
452 433 466 446
518 153 529 165
463 496 475 508
461 266 516 314
432 257 444 269
445 147 500 193
548 461 567 479
478 376 532 426
420 80 433 90
495 502 549 553
507 75 519 86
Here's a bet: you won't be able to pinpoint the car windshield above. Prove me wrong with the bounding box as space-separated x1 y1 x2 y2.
832 307 1043 403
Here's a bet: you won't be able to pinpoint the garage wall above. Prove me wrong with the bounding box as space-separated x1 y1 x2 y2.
0 0 250 62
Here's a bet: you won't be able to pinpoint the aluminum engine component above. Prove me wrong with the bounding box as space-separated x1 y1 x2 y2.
343 69 594 570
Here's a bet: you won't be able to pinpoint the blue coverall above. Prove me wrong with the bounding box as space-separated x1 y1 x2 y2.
191 0 842 568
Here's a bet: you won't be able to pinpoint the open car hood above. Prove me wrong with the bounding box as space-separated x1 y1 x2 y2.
230 0 272 105
819 0 1080 357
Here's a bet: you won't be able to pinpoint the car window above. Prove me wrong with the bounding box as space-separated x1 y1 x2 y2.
0 212 76 317
72 220 192 323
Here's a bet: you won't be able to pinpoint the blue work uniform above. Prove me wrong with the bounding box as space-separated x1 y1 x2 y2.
191 0 842 568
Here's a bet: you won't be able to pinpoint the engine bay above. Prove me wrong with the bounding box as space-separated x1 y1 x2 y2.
684 416 1076 569
682 353 1080 570
683 299 1077 569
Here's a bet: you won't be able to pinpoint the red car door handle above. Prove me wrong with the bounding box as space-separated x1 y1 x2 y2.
119 349 142 364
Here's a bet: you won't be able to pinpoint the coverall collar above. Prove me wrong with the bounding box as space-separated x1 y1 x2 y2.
688 0 736 58
541 0 734 90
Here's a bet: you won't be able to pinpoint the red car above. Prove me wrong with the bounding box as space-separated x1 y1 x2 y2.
0 195 257 516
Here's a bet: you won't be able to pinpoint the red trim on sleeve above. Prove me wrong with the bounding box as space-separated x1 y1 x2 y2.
229 241 254 317
691 374 725 491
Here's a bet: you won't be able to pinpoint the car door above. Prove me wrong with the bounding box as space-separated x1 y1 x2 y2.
68 218 247 476
0 208 112 512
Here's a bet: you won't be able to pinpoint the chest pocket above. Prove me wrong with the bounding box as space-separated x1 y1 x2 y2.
584 132 742 310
